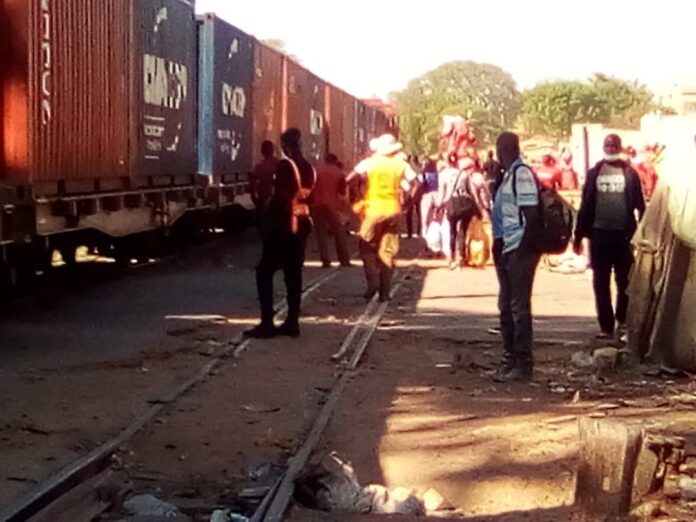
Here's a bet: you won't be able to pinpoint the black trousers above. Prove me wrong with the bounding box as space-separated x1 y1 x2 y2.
494 240 541 369
405 196 422 238
256 227 308 326
589 229 634 334
448 208 478 262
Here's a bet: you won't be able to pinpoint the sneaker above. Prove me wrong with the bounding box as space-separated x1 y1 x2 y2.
449 260 458 271
340 261 353 268
276 321 300 338
595 331 613 340
243 324 277 339
321 261 332 269
493 366 533 383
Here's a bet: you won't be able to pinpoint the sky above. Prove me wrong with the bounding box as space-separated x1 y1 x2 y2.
195 0 694 100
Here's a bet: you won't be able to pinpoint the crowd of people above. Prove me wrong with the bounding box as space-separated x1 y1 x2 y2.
242 124 651 385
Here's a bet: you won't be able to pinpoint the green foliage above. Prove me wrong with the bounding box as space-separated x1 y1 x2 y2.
521 81 609 141
590 74 660 129
395 61 520 155
521 75 669 142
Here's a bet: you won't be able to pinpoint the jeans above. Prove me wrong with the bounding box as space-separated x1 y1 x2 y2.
589 229 634 334
312 205 351 266
494 240 541 369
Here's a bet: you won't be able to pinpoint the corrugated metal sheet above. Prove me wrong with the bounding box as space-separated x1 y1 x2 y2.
251 42 283 165
1 0 197 185
197 14 254 179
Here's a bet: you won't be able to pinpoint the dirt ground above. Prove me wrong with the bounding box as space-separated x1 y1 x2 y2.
2 231 696 521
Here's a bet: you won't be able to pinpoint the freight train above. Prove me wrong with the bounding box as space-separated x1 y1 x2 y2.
0 0 396 294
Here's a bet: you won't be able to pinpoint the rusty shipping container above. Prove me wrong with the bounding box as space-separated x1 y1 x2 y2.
354 101 370 161
326 85 345 164
251 42 283 165
326 85 357 169
1 0 197 189
197 13 254 180
341 93 357 168
306 72 326 163
284 59 311 157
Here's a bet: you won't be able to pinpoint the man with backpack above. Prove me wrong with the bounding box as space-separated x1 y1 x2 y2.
574 134 645 341
492 132 543 382
438 155 481 270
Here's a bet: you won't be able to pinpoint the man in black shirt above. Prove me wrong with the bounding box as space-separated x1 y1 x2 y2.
245 128 316 339
574 134 645 340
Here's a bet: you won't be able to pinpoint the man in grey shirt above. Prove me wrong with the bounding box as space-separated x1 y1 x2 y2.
574 134 646 340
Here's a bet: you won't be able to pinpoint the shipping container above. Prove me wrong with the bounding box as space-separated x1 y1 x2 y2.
326 85 345 163
341 94 357 168
355 101 369 161
326 85 357 169
251 42 283 166
1 0 197 189
197 13 254 181
306 72 326 163
284 59 311 157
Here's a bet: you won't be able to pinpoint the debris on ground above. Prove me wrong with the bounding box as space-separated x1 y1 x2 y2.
209 509 249 522
294 452 433 516
123 493 182 518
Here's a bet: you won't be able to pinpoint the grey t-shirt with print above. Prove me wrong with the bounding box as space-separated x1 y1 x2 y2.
594 163 628 231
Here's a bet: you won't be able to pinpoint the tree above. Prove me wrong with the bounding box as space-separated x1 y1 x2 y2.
520 81 609 141
520 75 673 142
395 61 520 155
590 74 659 129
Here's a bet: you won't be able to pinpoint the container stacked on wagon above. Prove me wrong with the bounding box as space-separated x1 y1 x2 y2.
0 0 396 295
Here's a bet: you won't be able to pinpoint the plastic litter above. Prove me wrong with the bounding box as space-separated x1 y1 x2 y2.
124 494 181 518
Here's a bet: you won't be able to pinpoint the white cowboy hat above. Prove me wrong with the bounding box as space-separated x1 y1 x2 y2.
373 134 403 156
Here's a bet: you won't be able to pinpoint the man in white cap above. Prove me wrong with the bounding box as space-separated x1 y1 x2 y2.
347 134 417 301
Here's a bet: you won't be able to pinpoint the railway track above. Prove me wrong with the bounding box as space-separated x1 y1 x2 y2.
0 258 411 522
0 262 338 522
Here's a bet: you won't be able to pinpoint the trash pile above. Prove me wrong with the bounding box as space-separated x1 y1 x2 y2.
545 250 589 275
294 452 446 516
631 433 696 520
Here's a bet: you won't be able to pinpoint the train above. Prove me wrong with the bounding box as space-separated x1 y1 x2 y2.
0 0 397 294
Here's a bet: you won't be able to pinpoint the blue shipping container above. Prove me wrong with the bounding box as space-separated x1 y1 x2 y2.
197 14 254 179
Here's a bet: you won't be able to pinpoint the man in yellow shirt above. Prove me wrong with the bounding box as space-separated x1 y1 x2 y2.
347 135 417 301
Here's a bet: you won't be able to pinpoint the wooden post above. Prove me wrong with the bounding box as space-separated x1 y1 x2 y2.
575 417 643 517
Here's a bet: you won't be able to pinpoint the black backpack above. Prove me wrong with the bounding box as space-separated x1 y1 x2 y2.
447 170 477 219
512 164 574 254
